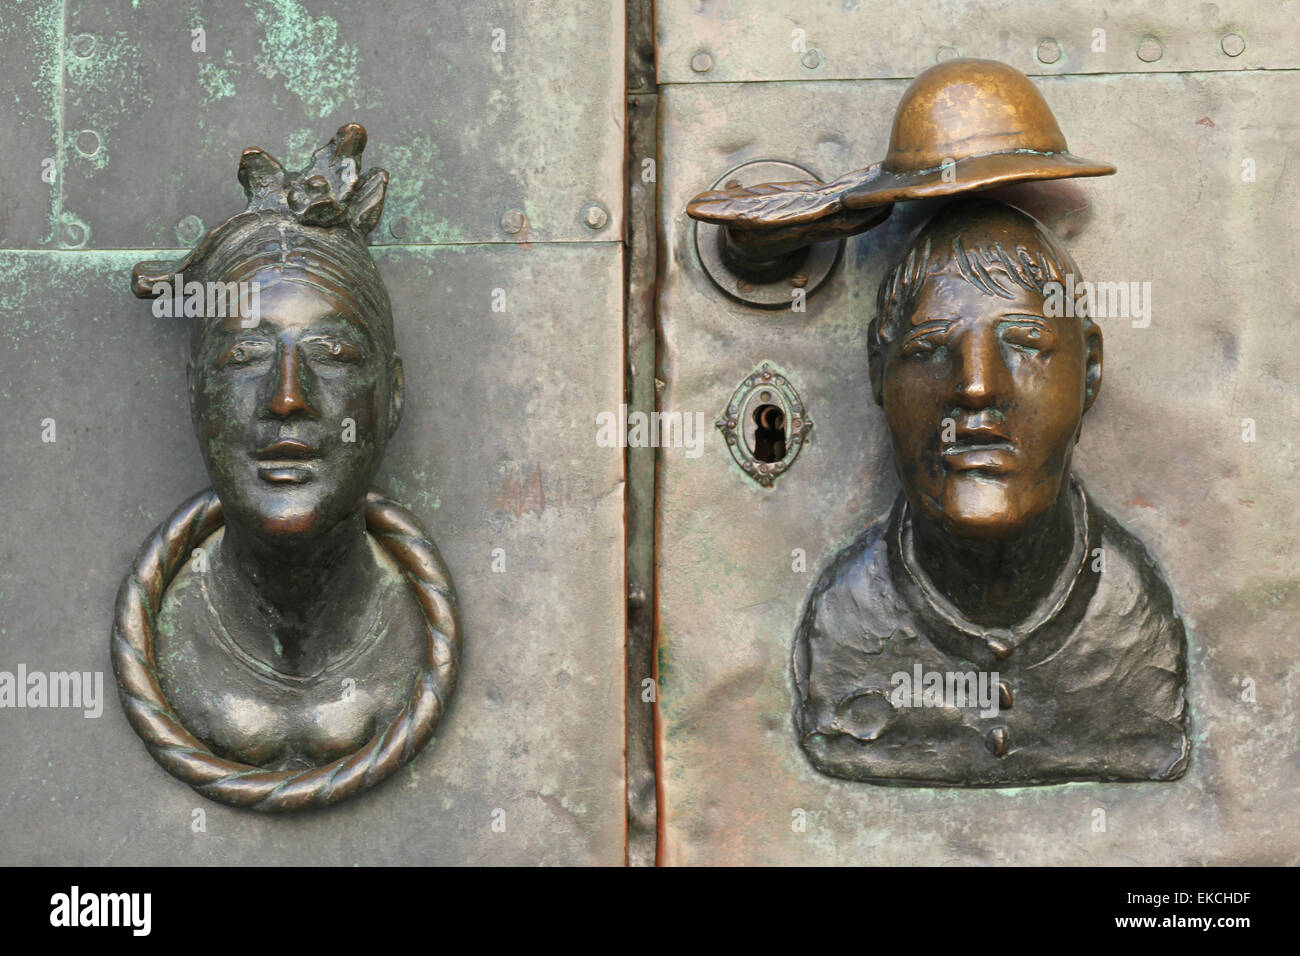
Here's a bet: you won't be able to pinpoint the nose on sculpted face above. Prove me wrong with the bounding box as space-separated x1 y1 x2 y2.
954 323 1011 409
265 338 319 420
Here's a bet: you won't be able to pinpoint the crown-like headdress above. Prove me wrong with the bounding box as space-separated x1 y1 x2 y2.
131 122 388 298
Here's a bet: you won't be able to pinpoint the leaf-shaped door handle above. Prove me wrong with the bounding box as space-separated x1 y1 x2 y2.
687 160 892 309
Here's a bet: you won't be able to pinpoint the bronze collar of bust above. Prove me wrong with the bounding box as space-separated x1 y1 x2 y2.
897 476 1093 660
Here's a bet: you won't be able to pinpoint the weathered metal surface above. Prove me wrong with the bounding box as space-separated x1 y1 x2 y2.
0 242 626 862
655 71 1300 863
627 0 657 95
47 0 624 249
0 0 62 247
624 90 658 867
656 0 1300 85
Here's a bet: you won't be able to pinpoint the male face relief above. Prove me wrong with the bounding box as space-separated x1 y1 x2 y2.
876 219 1102 542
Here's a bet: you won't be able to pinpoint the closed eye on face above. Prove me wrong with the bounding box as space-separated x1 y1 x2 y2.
301 333 365 363
898 314 1057 360
998 315 1056 355
216 336 274 368
213 332 366 369
899 320 952 357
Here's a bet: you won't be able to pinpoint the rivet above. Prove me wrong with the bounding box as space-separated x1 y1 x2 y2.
737 278 755 294
800 49 822 70
70 33 96 58
389 215 412 240
1137 37 1163 62
60 219 88 248
500 209 526 235
690 51 713 73
583 203 609 230
1221 33 1245 57
936 46 958 63
74 129 100 157
175 214 204 245
1036 38 1062 64
791 274 807 288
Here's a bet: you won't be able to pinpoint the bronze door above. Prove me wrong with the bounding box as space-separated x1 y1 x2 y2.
651 1 1300 865
0 0 628 865
0 0 1296 867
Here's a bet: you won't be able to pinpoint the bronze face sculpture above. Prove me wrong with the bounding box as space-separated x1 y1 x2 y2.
792 199 1189 785
112 124 460 810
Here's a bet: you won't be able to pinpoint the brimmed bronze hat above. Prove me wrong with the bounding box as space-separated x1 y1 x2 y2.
842 58 1115 207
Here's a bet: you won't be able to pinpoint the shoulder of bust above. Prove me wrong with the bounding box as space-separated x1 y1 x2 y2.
1085 496 1184 644
797 505 907 658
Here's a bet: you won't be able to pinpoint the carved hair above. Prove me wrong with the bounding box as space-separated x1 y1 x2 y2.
130 123 395 358
870 199 1092 387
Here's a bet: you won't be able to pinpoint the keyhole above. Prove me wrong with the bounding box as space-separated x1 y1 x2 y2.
751 403 786 462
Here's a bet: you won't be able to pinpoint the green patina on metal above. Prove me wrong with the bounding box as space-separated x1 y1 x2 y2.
0 249 157 337
12 0 66 243
383 472 443 515
63 30 152 174
372 132 455 244
251 0 361 120
196 59 238 103
185 9 236 103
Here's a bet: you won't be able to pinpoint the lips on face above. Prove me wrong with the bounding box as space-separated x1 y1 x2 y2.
881 272 1090 540
190 278 392 542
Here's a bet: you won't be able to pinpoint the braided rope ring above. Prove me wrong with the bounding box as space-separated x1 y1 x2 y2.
111 488 460 812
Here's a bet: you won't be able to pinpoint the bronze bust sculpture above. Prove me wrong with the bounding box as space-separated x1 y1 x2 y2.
792 199 1189 785
112 124 460 810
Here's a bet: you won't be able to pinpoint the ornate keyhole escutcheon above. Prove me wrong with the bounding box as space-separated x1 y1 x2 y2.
717 363 812 487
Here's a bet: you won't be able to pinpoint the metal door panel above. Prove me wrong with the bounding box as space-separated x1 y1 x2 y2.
50 0 624 249
0 0 63 247
0 242 627 864
656 0 1300 85
654 70 1300 864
